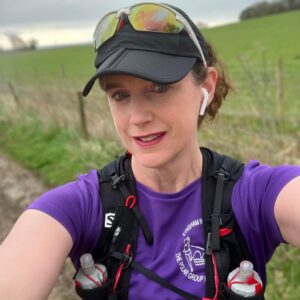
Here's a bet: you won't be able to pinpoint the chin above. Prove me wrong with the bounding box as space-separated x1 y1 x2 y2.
133 151 170 169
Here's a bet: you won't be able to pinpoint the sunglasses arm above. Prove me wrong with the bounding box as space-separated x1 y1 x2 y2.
175 15 207 68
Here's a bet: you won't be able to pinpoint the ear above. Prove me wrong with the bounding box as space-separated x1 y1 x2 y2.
201 67 218 106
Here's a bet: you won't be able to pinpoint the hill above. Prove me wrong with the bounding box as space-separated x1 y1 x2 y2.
0 10 299 86
202 9 300 64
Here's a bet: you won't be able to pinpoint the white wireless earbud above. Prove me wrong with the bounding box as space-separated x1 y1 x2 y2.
199 88 209 116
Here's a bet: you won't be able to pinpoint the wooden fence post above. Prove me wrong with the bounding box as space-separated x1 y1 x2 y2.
77 91 89 140
60 64 67 78
8 82 20 107
276 58 284 118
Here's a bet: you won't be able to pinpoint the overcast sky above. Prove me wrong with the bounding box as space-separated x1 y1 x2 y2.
0 0 262 47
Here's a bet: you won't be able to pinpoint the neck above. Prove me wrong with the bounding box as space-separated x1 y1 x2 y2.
131 145 202 193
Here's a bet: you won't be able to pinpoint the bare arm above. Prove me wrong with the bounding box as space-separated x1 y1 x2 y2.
0 209 73 300
274 176 300 247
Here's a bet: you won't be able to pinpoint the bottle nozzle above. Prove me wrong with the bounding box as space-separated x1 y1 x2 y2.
80 253 96 275
239 260 253 281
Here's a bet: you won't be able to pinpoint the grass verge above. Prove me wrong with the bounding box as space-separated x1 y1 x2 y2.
0 113 122 186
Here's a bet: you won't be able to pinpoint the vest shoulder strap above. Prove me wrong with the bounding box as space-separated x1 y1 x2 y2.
200 147 251 298
93 154 139 299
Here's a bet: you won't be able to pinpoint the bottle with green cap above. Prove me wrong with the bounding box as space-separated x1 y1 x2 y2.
227 260 263 297
75 253 108 290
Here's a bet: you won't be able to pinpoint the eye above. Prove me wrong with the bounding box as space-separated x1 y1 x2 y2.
111 91 129 101
152 83 170 93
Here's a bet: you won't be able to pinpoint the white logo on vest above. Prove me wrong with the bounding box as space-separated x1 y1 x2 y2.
104 212 115 228
175 218 206 283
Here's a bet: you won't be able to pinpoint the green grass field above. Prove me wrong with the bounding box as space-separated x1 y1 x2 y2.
0 10 299 117
0 44 93 86
202 9 300 63
0 10 299 80
0 10 299 300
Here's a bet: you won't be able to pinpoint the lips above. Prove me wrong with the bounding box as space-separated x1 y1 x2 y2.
133 132 165 146
137 133 163 142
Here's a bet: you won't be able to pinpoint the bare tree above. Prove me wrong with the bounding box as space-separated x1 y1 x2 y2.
6 33 27 51
28 39 38 50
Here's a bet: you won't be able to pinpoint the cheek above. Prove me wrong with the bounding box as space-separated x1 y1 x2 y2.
169 98 199 127
108 104 124 137
167 109 198 141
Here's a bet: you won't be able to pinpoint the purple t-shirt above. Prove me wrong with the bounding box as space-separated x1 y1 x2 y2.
28 160 300 299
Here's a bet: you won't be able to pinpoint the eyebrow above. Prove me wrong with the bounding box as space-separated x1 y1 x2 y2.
101 82 123 92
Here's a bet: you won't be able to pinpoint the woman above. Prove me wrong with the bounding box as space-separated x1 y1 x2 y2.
0 3 299 300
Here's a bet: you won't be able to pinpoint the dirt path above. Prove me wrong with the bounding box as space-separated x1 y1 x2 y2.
0 153 80 299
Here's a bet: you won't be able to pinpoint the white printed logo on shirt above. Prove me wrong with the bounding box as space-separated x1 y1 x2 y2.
183 237 205 272
104 213 115 228
175 218 206 283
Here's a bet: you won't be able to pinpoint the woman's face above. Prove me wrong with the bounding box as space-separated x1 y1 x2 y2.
101 72 203 169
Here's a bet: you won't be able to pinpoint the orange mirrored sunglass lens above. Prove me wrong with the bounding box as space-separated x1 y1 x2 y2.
94 4 186 50
129 4 184 33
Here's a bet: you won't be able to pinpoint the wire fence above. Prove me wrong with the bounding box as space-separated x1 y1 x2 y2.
0 58 299 164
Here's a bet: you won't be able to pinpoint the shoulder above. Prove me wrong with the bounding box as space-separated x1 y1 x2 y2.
235 160 300 200
233 160 300 220
28 169 102 267
232 160 300 256
28 169 100 212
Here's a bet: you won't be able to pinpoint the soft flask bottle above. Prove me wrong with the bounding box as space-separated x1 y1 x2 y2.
74 253 108 290
227 260 263 297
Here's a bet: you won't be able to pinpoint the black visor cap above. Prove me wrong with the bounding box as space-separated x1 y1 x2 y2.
82 48 197 96
82 4 208 96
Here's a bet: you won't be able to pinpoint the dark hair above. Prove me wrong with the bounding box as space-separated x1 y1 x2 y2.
191 42 233 126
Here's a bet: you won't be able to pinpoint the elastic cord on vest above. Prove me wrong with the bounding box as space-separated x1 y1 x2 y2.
211 253 219 300
113 243 132 293
111 169 153 244
125 195 153 245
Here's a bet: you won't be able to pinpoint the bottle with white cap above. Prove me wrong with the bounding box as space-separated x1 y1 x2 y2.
75 253 108 290
227 260 263 297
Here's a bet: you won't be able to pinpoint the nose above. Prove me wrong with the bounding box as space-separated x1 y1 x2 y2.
129 97 153 126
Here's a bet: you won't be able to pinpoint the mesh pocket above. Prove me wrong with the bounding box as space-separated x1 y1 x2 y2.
219 282 265 300
75 278 113 300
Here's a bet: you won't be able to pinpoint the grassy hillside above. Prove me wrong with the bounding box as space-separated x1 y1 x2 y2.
202 9 300 64
0 10 299 84
0 44 93 86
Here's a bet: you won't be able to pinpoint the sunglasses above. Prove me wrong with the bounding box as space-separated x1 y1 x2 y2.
93 2 207 68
